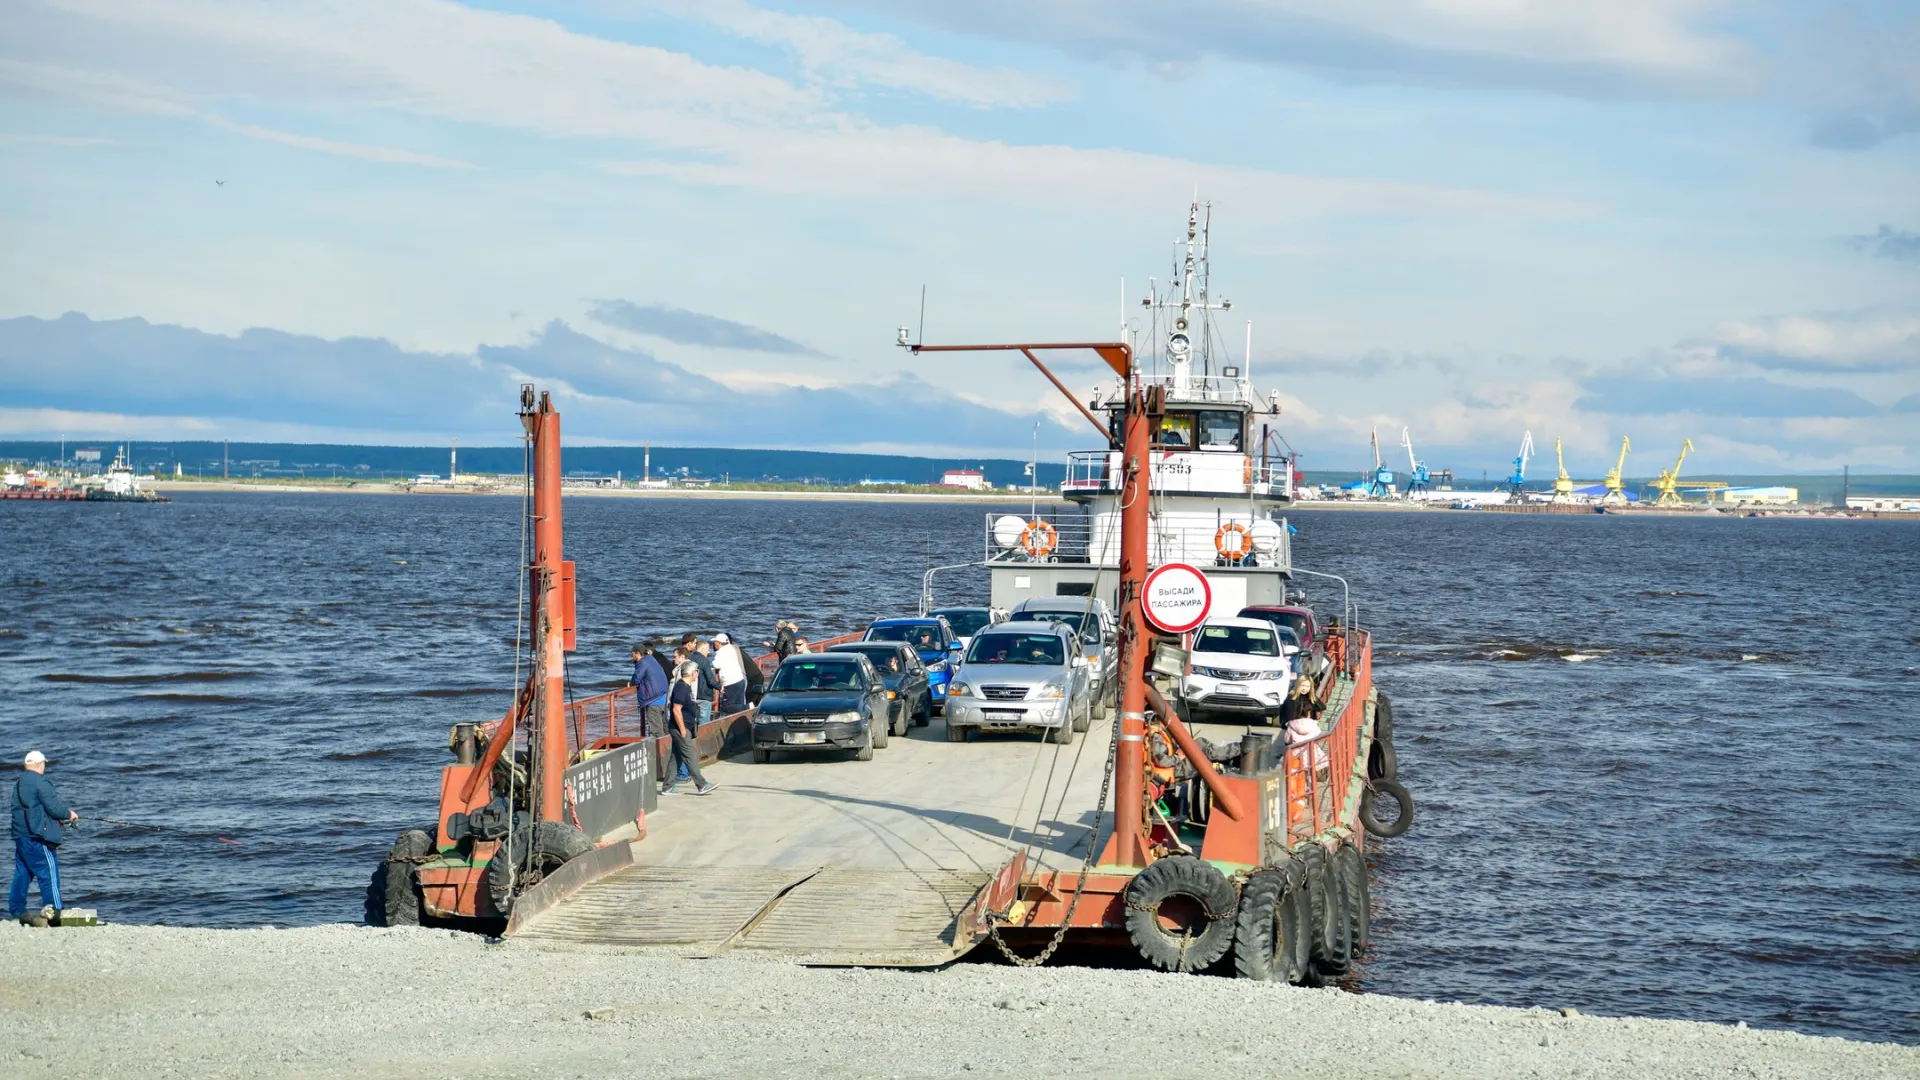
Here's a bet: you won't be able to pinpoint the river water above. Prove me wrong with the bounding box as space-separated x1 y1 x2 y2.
3 494 1915 1044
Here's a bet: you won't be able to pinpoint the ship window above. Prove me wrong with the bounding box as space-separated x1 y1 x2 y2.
1159 413 1195 448
1197 411 1244 451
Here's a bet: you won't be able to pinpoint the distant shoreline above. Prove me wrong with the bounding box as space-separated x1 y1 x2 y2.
149 480 1069 504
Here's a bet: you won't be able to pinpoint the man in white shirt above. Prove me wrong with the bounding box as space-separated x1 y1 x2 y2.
710 632 750 714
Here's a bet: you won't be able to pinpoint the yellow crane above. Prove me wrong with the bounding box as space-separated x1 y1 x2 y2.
1602 436 1631 504
1552 438 1575 501
1651 438 1695 506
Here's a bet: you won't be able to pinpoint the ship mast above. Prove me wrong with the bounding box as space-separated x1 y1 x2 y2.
519 385 574 823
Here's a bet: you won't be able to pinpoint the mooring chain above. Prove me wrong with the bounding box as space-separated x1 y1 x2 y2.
984 700 1119 968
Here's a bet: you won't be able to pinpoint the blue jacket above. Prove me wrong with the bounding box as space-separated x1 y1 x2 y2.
11 772 72 847
631 654 669 707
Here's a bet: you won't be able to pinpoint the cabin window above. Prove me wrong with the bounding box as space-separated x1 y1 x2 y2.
1196 411 1244 451
1159 413 1196 448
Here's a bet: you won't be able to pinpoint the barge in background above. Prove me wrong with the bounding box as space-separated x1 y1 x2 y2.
370 207 1414 983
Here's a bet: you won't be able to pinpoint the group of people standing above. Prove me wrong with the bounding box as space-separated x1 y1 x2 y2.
629 623 801 796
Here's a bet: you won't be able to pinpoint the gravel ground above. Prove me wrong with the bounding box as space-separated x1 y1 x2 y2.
2 923 1912 1079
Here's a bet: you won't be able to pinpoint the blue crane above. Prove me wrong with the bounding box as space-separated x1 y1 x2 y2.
1400 426 1431 499
1507 430 1535 497
1365 428 1395 498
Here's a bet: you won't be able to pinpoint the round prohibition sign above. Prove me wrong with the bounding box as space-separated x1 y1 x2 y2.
1142 562 1212 634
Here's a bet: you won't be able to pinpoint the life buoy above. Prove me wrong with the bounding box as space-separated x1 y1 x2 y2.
1020 520 1057 558
1215 522 1253 560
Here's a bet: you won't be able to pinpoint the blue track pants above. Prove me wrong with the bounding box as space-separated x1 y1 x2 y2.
9 834 62 915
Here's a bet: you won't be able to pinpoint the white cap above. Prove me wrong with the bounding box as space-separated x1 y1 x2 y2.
712 632 730 644
23 750 45 766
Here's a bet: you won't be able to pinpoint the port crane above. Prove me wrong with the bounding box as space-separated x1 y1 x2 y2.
1400 427 1430 499
1650 438 1694 506
1366 428 1395 498
1602 436 1631 505
1551 438 1575 501
1506 430 1534 499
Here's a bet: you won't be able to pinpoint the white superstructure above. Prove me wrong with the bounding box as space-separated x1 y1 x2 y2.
985 203 1299 617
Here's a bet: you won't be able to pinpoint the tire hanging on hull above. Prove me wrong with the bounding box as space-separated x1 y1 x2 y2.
1123 856 1238 973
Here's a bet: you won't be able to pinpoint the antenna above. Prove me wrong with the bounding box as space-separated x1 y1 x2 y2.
917 284 927 346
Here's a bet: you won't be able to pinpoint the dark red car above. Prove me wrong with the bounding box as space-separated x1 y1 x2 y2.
1237 605 1321 670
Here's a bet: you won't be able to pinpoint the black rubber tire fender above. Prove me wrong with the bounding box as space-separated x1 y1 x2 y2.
1231 865 1302 982
1279 863 1313 983
1360 778 1415 839
1306 847 1354 981
1374 693 1395 743
1296 845 1331 968
1335 843 1371 958
485 821 591 917
369 829 433 927
1368 736 1398 781
1123 855 1238 973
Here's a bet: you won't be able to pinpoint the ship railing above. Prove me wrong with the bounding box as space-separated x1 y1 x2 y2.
1282 629 1372 842
1138 374 1254 404
1060 450 1293 498
981 512 1292 571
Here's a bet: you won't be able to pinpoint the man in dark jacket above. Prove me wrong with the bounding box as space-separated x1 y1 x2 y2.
630 642 670 737
11 750 77 926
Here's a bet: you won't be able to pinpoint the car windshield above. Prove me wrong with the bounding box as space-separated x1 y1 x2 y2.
866 624 943 651
770 661 867 692
966 634 1066 666
1195 625 1279 657
833 646 906 673
933 610 992 637
1023 610 1100 644
1247 611 1312 642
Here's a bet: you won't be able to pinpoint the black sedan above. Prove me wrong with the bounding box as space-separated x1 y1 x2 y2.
827 641 932 736
750 653 891 763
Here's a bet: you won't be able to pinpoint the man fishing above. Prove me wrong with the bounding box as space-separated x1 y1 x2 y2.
11 749 79 927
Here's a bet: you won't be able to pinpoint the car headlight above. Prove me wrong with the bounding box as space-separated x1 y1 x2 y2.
753 711 782 725
947 681 971 698
1191 666 1221 679
1037 683 1067 699
829 711 860 724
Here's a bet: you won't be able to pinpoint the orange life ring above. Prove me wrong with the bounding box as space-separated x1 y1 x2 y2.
1020 520 1058 558
1215 522 1252 559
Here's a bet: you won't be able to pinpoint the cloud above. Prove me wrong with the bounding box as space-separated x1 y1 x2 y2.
1575 375 1879 418
641 0 1071 108
1687 308 1920 374
3 0 1589 222
0 311 1080 455
202 115 477 169
585 300 822 356
1844 225 1920 262
826 0 1752 99
1895 394 1920 414
1809 111 1920 150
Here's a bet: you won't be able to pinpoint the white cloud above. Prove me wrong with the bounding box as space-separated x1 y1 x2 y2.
1700 308 1920 373
640 0 1072 108
10 0 1587 220
203 115 478 169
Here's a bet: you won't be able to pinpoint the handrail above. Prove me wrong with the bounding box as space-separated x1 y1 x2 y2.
919 562 979 615
1282 630 1371 840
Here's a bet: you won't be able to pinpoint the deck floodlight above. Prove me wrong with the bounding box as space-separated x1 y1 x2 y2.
1151 641 1189 678
896 326 912 347
1222 365 1240 378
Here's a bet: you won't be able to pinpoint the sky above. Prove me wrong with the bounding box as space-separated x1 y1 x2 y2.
1 0 1916 474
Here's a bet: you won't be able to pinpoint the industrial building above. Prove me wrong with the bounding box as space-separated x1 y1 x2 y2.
1847 495 1920 512
1713 486 1798 506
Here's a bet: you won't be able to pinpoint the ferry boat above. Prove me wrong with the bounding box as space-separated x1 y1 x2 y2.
369 206 1413 986
81 446 170 502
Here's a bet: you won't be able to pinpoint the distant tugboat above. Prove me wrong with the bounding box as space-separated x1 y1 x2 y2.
82 447 170 503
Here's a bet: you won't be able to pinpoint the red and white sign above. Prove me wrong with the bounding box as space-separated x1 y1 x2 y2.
1142 562 1212 634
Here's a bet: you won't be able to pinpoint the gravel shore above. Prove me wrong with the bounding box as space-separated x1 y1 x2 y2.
2 923 1911 1079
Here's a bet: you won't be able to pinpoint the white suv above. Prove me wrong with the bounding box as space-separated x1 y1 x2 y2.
1181 617 1297 725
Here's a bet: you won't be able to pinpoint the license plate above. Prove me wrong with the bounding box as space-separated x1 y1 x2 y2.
984 709 1024 719
783 731 826 745
1218 683 1247 694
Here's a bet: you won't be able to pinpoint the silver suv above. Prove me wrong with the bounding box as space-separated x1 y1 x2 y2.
1009 597 1115 720
943 621 1092 745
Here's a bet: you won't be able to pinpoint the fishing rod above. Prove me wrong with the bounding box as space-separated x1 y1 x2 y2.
84 816 245 846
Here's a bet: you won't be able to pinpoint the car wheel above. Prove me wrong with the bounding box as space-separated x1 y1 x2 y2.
914 694 931 727
946 719 968 743
1048 720 1075 745
855 727 875 761
871 716 889 749
892 702 909 738
751 747 771 764
1072 697 1091 733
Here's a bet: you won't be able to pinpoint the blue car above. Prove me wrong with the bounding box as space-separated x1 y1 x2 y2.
863 616 962 714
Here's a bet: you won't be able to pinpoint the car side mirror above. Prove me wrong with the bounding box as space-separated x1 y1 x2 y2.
950 642 963 652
